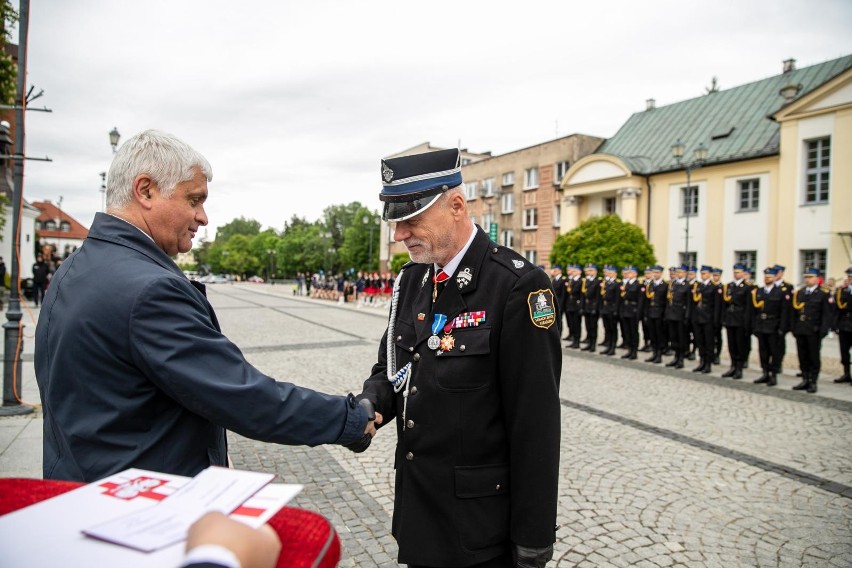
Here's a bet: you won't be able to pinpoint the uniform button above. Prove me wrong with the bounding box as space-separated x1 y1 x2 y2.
409 346 414 352
410 386 418 395
413 353 421 361
396 335 402 342
406 420 415 429
406 452 414 461
492 247 498 253
460 345 466 352
496 484 501 490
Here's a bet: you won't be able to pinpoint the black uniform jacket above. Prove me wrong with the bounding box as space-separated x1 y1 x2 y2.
645 280 668 319
691 280 721 326
35 213 367 482
665 280 690 322
834 286 852 332
581 276 603 314
565 276 583 313
601 278 621 316
791 286 833 337
722 280 754 328
360 228 562 566
751 285 790 334
619 279 642 318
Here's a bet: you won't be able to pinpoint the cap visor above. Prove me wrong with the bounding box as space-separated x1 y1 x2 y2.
382 194 442 222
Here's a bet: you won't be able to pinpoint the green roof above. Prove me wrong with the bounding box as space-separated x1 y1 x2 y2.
598 55 852 174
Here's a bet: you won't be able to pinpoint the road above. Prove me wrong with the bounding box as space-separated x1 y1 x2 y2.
2 283 851 567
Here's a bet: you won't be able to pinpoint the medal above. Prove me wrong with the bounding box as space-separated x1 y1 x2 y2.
429 313 447 350
440 333 455 352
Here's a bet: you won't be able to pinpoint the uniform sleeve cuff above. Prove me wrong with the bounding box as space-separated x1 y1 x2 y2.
180 544 241 568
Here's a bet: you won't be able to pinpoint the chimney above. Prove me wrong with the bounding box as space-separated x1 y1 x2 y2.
646 98 656 111
783 58 796 73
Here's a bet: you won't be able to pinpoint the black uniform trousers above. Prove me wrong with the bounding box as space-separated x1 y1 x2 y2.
725 326 748 363
649 317 665 352
409 550 512 568
667 320 687 355
568 311 582 344
795 333 823 375
839 330 851 366
713 324 723 358
622 316 639 350
756 331 783 373
584 312 599 345
693 320 714 362
602 313 618 347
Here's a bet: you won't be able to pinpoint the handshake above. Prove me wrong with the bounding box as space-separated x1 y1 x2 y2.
343 398 383 453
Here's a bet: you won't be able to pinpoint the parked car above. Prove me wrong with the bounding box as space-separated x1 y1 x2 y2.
247 275 264 283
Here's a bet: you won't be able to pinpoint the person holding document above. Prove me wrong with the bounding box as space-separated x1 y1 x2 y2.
35 129 378 483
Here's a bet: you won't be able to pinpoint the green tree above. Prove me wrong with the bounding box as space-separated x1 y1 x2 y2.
215 217 261 242
220 234 260 278
390 252 410 274
0 1 18 105
279 221 327 276
550 215 656 272
249 229 282 279
337 206 381 272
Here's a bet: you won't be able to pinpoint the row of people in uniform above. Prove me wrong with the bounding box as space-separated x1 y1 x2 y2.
550 263 852 394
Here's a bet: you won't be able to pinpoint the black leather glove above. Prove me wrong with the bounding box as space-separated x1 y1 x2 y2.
343 398 375 453
513 544 553 568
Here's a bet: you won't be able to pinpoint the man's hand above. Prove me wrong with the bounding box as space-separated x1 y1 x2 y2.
513 543 553 568
344 398 383 453
186 511 281 568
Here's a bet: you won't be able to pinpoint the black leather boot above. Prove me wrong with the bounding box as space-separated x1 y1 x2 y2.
721 365 736 378
834 364 851 383
674 354 684 369
732 361 743 379
692 359 705 373
767 371 777 386
754 370 770 384
792 372 809 390
807 373 818 393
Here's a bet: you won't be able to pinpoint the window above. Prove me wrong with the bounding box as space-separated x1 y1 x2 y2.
524 167 539 190
461 157 472 166
734 250 757 271
502 172 515 186
482 213 494 232
524 250 537 264
464 182 478 201
681 185 698 217
554 161 569 185
805 137 830 204
679 252 697 266
552 205 561 228
60 221 71 232
480 178 495 198
523 208 538 229
501 192 514 214
501 229 514 248
604 197 617 214
44 220 56 230
737 179 760 211
35 221 41 230
800 249 827 276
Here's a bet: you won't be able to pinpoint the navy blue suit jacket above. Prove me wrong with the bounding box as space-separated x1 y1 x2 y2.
35 213 366 482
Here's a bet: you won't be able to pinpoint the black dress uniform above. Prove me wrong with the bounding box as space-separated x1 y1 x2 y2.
600 268 621 356
644 269 668 364
664 273 690 368
721 266 753 379
774 275 795 370
619 269 642 360
565 270 583 349
581 266 603 353
691 268 721 374
790 277 833 393
550 267 568 338
751 269 791 386
711 268 724 363
834 269 852 384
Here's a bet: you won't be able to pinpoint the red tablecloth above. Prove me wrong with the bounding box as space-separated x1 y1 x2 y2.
0 478 340 568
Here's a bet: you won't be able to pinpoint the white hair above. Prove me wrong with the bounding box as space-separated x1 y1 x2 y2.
106 129 212 210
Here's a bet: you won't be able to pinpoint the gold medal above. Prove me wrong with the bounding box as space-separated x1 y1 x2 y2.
439 333 455 352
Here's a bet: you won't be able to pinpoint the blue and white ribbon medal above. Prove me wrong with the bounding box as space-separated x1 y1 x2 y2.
428 313 447 350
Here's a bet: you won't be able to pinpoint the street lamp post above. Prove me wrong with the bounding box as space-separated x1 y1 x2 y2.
480 184 495 237
266 249 274 283
363 215 379 271
99 171 107 211
109 127 121 153
671 140 708 265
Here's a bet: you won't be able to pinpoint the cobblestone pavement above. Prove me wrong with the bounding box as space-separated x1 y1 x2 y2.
3 283 851 567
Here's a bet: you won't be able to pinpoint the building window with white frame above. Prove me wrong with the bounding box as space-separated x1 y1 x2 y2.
604 197 616 215
501 192 514 214
737 179 760 212
502 171 514 186
482 213 494 232
800 249 827 276
481 177 495 198
501 229 514 248
679 252 697 266
523 208 537 229
524 167 539 190
552 205 561 228
524 250 537 264
734 250 757 271
804 137 830 204
554 161 569 185
681 185 698 217
464 182 478 201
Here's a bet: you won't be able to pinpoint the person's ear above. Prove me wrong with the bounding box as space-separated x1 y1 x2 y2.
132 174 157 210
449 192 465 217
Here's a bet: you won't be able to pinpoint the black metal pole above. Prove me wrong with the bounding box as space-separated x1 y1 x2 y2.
2 0 34 415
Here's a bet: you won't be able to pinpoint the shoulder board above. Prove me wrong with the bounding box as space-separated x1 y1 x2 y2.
820 286 829 293
489 245 535 277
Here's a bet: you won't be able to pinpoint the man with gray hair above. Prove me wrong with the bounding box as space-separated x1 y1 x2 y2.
35 129 378 482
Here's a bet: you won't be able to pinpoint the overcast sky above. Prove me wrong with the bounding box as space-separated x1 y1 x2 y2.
16 0 852 242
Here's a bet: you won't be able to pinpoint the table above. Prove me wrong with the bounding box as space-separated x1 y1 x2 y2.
0 478 340 568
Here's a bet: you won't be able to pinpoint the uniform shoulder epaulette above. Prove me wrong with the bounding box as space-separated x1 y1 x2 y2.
820 286 830 293
488 245 535 278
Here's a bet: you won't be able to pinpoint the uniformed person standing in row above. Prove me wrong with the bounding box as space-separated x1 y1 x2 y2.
684 266 698 360
619 265 642 360
741 266 755 368
773 265 795 371
580 263 603 352
599 265 621 356
751 267 791 386
550 264 568 338
791 267 834 394
691 266 721 374
721 263 753 379
564 264 584 349
644 265 668 364
664 265 690 368
356 149 561 568
711 268 724 364
834 267 852 384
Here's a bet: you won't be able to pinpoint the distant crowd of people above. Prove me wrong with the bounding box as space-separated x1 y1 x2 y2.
292 271 397 305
